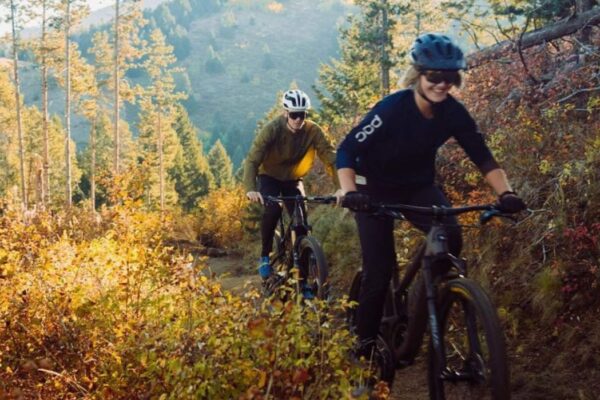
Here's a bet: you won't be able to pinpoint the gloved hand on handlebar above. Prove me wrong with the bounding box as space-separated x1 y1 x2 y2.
497 191 526 213
342 191 371 212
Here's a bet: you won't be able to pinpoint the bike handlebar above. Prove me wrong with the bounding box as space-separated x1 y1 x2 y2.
375 203 494 216
263 195 528 224
264 195 338 205
358 202 524 225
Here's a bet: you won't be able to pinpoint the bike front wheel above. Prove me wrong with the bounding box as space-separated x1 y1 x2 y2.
428 278 510 400
297 236 329 300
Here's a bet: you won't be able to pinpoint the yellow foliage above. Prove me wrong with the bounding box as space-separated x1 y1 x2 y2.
195 186 248 248
0 201 361 398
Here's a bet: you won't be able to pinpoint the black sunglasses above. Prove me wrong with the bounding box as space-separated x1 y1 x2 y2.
422 70 460 85
288 111 307 120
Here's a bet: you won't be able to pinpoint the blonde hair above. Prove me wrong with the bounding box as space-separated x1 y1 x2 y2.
400 66 421 89
400 65 463 89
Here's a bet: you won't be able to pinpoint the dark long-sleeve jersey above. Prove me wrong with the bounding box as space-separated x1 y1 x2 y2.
336 89 499 188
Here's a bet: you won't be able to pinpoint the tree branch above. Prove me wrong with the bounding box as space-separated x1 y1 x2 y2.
467 7 600 68
555 86 600 103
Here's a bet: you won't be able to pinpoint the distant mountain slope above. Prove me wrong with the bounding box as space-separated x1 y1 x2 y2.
14 0 350 166
183 0 349 163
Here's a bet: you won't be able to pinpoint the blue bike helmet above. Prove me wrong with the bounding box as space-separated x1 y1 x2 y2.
409 33 466 70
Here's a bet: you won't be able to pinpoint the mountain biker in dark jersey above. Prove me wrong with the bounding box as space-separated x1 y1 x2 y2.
243 89 339 289
337 33 527 355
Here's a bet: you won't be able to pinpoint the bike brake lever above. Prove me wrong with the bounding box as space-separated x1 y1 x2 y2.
481 209 522 225
480 209 500 225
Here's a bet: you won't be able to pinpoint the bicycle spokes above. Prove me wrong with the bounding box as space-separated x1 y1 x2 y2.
431 280 508 400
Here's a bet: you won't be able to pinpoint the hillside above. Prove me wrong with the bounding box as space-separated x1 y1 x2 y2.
183 0 349 164
13 0 350 166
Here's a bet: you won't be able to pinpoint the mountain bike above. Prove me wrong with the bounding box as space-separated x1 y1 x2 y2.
347 202 520 399
263 195 336 301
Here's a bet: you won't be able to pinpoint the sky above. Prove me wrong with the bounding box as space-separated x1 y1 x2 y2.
0 0 114 37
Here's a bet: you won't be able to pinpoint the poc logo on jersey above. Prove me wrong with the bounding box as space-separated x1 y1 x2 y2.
355 114 383 142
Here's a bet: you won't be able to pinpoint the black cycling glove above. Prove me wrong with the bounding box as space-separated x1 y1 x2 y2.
497 191 527 213
342 191 371 212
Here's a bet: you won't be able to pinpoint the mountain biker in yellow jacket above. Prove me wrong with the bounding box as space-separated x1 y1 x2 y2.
243 89 339 283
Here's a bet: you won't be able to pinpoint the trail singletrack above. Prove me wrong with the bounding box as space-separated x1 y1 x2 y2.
203 253 431 400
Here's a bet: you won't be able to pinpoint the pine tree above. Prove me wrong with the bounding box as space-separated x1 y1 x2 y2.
2 0 29 209
78 113 114 207
138 29 186 211
314 22 380 135
112 0 147 174
47 0 89 207
168 105 214 211
207 139 233 189
0 67 80 208
87 29 136 208
0 69 19 199
29 0 62 206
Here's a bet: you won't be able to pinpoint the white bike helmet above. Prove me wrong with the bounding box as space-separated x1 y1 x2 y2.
282 89 311 112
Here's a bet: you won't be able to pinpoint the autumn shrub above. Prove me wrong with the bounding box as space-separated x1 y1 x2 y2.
195 186 249 249
306 206 358 291
0 202 370 399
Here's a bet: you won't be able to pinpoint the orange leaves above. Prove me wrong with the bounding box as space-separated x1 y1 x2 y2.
247 317 273 339
291 368 310 385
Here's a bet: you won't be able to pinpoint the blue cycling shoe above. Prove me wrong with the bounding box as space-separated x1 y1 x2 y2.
301 283 316 300
257 256 272 280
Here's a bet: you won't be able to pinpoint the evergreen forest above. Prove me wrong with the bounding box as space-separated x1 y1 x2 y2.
0 0 599 398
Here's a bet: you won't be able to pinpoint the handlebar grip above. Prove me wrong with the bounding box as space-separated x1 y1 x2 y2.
310 196 337 204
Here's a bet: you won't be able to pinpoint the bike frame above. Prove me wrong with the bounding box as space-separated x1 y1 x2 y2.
422 221 468 381
267 195 335 283
382 204 497 380
269 195 310 278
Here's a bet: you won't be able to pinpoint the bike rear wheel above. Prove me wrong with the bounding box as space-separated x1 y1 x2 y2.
428 278 510 400
391 272 428 368
297 236 329 300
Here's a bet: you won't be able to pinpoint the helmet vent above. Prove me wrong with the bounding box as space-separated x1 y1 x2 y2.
409 32 466 70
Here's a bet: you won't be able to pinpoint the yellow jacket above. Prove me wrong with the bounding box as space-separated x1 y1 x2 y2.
243 115 337 191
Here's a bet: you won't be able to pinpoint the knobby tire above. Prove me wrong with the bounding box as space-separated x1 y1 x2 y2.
297 235 329 300
428 278 510 400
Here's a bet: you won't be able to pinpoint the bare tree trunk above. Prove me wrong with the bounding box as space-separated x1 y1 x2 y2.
35 159 43 204
158 109 164 213
380 0 390 97
10 0 28 210
41 0 50 206
90 116 96 211
467 7 600 68
65 0 72 207
113 0 121 174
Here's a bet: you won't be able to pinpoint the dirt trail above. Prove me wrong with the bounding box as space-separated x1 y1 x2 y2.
201 254 261 295
203 253 430 400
